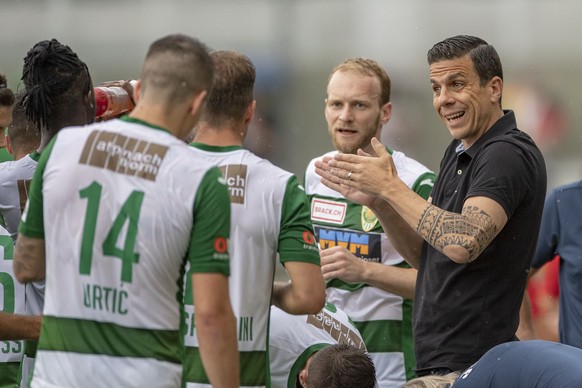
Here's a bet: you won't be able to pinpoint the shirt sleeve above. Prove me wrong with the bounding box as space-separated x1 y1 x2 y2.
278 175 320 265
467 141 539 218
531 190 559 269
188 166 231 275
411 171 437 200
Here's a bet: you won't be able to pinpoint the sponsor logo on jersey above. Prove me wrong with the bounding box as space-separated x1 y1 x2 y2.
79 130 168 181
307 309 365 350
302 230 319 252
219 164 247 204
213 236 229 260
311 198 346 225
303 230 316 245
313 225 381 263
361 206 378 232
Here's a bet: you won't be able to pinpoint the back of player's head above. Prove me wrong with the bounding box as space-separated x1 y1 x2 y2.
328 58 391 105
18 39 94 131
8 92 41 156
0 73 16 130
140 34 214 105
306 344 376 388
0 73 16 107
202 50 256 126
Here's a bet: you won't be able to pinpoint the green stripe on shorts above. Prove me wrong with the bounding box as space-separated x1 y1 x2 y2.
38 316 181 364
0 362 20 387
183 346 267 386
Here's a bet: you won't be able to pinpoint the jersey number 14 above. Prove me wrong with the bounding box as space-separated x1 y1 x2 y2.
79 181 144 283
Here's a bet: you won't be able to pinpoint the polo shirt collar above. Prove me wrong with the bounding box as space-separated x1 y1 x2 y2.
462 110 516 158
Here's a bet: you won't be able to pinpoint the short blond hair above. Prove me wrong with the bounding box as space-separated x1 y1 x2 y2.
328 58 391 105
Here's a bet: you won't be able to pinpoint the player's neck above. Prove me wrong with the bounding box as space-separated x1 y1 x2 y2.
193 123 244 147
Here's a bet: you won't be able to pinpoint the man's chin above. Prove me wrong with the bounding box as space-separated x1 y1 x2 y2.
334 142 361 155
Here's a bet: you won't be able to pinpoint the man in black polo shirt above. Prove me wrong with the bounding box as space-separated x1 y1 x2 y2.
313 35 547 386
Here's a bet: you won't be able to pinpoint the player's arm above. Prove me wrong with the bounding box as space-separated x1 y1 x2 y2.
13 234 45 283
318 138 508 264
516 266 541 340
0 312 41 340
193 273 238 388
13 136 52 283
320 246 417 299
273 176 325 315
189 167 238 388
273 261 325 315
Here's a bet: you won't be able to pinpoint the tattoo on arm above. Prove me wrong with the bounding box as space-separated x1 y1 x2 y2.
416 205 497 262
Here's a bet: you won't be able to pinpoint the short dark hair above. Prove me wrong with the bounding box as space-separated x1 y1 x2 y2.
202 50 256 126
307 344 376 388
0 73 15 107
7 92 41 155
141 34 214 105
427 35 503 86
17 39 93 131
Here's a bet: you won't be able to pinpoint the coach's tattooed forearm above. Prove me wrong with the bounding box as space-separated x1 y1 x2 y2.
416 205 497 262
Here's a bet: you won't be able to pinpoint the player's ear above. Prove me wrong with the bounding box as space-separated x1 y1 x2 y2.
5 134 13 156
298 367 308 388
191 90 208 118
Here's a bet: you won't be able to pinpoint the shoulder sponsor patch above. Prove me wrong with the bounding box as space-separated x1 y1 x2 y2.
311 198 346 225
219 164 247 204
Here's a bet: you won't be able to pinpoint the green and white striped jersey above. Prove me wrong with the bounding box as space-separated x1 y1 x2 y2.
0 152 40 240
19 117 231 388
0 153 42 388
184 144 320 387
0 224 25 388
305 148 436 386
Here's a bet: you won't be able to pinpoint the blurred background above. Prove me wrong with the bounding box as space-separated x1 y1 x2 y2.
2 0 581 189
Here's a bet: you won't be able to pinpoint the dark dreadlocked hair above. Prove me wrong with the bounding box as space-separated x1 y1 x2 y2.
0 73 15 107
18 39 92 130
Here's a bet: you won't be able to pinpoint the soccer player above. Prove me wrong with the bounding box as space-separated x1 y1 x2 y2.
0 96 42 386
269 302 367 388
185 50 325 387
304 58 436 385
14 34 238 387
1 39 95 387
0 73 15 163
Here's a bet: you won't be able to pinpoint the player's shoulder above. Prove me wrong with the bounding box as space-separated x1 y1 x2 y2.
0 155 36 178
391 149 435 178
554 180 582 194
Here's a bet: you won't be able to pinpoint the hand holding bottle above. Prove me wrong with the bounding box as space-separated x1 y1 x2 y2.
94 79 138 121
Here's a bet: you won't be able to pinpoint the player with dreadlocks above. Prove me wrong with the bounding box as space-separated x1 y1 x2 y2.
0 38 95 387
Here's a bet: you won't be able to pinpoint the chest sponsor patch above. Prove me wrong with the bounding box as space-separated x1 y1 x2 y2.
311 198 346 225
313 225 382 263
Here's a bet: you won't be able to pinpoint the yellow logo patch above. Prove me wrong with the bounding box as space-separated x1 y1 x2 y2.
361 206 378 232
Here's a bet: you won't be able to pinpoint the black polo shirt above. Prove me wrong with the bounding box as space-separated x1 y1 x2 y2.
413 110 547 375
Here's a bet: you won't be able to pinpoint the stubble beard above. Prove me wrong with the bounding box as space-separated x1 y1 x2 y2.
332 115 380 154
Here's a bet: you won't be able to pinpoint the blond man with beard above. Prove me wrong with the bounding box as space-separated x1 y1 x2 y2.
304 58 436 386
